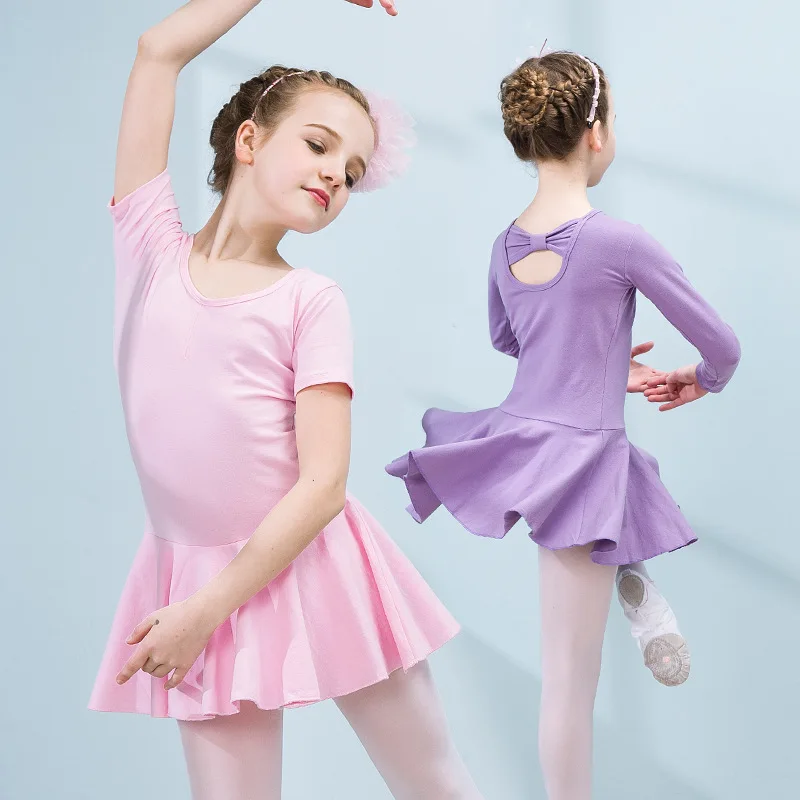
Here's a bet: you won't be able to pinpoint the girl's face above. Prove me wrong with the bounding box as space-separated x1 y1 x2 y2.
587 88 617 187
236 89 376 234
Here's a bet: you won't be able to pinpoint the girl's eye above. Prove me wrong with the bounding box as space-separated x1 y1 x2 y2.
307 139 358 189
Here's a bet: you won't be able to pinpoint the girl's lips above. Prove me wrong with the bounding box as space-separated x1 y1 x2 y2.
305 188 329 210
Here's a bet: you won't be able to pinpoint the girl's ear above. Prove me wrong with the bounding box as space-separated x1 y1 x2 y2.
234 119 259 166
587 121 605 154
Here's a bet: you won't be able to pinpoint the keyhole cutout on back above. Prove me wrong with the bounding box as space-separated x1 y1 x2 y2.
510 250 564 286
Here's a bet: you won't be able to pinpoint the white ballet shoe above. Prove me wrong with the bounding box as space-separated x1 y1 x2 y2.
616 568 691 687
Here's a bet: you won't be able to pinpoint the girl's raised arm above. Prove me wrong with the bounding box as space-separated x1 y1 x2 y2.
114 1 262 203
114 0 398 203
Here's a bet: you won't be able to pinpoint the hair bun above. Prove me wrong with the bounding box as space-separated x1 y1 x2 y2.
499 51 608 164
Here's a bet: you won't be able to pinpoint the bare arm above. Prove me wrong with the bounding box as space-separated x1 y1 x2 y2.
114 1 263 203
114 0 398 203
192 382 352 631
116 381 352 688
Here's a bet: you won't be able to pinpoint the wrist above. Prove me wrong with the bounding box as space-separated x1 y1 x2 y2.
185 589 230 635
694 362 711 390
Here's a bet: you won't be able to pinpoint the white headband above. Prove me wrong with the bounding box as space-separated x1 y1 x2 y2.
576 55 600 127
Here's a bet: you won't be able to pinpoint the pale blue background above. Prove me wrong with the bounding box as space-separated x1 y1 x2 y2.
2 1 798 798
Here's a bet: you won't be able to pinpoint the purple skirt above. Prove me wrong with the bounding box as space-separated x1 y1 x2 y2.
386 407 696 565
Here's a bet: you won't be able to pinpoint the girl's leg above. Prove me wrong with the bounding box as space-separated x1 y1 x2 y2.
178 701 284 800
334 660 483 800
538 544 616 800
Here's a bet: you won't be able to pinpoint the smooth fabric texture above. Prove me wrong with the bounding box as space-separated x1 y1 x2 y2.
90 171 459 720
387 213 741 564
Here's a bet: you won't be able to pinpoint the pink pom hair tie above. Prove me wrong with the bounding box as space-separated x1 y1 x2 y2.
355 91 416 194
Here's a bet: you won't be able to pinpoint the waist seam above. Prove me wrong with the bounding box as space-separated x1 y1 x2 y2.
497 407 625 433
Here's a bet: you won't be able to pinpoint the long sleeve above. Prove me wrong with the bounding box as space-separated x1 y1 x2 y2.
624 226 741 392
488 262 520 358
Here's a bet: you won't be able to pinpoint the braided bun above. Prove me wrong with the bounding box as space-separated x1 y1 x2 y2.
500 52 609 163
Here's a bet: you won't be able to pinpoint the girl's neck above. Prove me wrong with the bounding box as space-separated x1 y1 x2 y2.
194 184 290 268
516 159 593 233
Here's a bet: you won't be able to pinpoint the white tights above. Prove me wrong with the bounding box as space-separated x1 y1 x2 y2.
538 545 617 800
180 553 643 800
178 660 483 800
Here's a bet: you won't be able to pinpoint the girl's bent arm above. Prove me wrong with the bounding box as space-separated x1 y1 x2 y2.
192 382 352 630
624 227 741 393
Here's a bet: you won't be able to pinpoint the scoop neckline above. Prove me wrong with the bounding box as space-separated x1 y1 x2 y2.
504 210 601 292
180 235 306 307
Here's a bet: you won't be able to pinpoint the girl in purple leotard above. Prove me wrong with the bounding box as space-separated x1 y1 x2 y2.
388 50 741 799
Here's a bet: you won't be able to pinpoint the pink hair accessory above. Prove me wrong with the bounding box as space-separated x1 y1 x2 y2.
252 71 305 115
354 91 416 193
576 55 600 127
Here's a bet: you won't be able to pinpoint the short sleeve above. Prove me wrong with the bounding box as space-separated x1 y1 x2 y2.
109 171 188 371
109 170 186 284
292 285 354 397
624 226 741 393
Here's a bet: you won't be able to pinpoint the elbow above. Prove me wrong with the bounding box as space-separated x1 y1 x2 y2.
731 334 742 369
328 484 347 519
136 31 163 60
136 30 183 67
700 334 742 393
728 346 742 379
312 477 347 521
721 331 742 379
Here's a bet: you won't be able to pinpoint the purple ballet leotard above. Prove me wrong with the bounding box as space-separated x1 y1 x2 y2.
387 211 741 564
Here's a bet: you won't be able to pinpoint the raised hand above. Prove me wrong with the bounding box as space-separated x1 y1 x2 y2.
344 0 398 16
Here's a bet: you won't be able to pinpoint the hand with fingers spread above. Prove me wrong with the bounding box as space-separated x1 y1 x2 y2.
627 341 668 394
345 0 398 16
116 599 216 691
644 363 708 412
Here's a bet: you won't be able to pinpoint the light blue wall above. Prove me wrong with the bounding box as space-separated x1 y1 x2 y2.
2 1 796 797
